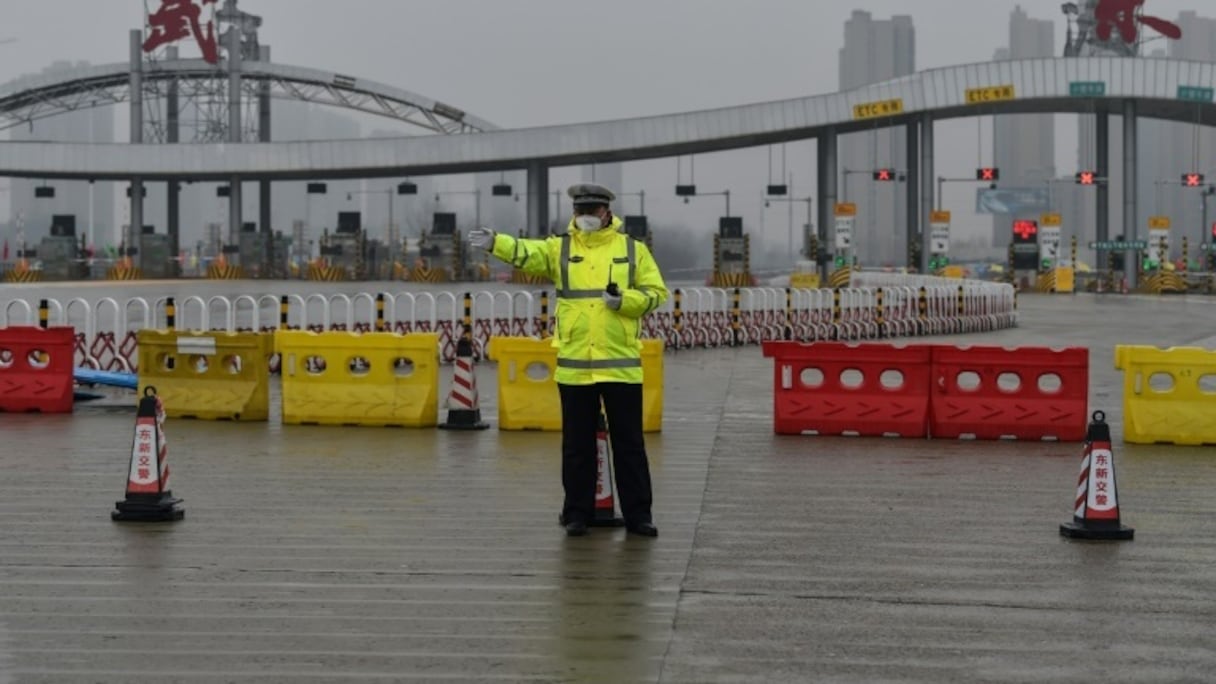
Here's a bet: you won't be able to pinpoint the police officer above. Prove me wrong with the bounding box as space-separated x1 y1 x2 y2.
469 183 668 537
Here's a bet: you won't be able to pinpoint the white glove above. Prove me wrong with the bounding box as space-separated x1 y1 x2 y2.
602 288 623 311
468 227 496 250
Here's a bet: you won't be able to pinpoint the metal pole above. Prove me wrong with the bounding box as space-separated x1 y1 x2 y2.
227 24 243 266
821 128 838 278
640 189 646 216
1096 112 1110 244
905 119 919 271
920 113 935 275
787 171 794 258
128 30 144 268
725 190 731 218
1123 100 1138 288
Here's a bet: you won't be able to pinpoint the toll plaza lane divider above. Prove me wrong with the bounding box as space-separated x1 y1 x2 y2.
1115 345 1216 446
0 282 1017 372
762 342 1089 442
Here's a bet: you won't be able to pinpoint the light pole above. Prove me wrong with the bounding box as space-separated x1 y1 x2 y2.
764 192 813 261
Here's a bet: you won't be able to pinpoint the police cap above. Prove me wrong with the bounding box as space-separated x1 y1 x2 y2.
568 182 616 206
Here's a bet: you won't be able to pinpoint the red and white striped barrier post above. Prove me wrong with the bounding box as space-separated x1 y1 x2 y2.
439 325 489 430
592 410 625 527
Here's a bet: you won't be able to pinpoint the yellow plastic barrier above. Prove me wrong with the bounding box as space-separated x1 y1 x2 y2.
1115 345 1216 446
490 337 664 432
1055 266 1075 293
790 272 821 289
277 331 440 427
640 339 664 433
137 330 272 421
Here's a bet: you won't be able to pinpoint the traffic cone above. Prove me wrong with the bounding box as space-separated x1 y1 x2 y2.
438 328 488 430
1060 411 1132 541
112 387 184 522
592 410 625 528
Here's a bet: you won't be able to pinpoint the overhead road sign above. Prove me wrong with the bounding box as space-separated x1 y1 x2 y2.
1069 81 1106 97
1089 241 1147 251
852 98 904 121
965 85 1015 104
975 187 1049 215
1178 86 1215 103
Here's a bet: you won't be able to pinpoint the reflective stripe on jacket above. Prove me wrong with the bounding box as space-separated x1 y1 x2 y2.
490 216 669 385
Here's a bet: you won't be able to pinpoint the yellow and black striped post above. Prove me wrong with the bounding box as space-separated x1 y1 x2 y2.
1182 236 1190 273
832 288 842 330
784 287 793 341
875 287 885 337
462 292 473 335
279 295 289 330
731 287 741 347
375 293 386 332
540 291 550 336
957 285 965 319
712 234 721 284
743 234 751 283
673 289 683 333
1007 244 1015 283
38 299 49 329
165 297 176 330
917 286 928 335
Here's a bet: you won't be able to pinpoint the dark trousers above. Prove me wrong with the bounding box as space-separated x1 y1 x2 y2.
558 382 653 526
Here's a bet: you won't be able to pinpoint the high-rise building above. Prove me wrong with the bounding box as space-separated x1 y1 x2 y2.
990 6 1055 248
7 61 116 251
837 10 915 265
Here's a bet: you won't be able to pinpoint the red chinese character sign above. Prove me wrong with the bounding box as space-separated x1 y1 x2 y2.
1094 0 1181 44
143 0 220 64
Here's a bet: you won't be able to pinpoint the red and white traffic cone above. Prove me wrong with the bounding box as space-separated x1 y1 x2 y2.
439 330 489 430
592 410 625 528
112 387 184 522
1060 411 1133 541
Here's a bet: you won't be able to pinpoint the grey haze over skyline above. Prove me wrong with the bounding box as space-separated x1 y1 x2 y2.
2 0 1214 265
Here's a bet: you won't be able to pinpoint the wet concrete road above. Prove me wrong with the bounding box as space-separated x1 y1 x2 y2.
1 292 1215 682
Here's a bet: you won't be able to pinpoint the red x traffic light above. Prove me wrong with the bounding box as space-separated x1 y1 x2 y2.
1012 220 1038 241
976 167 1000 181
873 168 895 182
1183 173 1205 187
1075 171 1096 185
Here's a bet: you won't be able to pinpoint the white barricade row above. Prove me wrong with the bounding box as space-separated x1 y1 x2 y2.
4 279 1016 369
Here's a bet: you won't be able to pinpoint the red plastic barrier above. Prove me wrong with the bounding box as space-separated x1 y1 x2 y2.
762 341 932 437
0 326 76 413
929 346 1088 441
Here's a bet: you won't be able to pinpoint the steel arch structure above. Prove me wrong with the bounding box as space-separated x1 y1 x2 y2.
0 58 497 137
1 57 1216 181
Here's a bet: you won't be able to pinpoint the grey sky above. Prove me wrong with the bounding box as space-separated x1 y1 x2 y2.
1 0 1210 261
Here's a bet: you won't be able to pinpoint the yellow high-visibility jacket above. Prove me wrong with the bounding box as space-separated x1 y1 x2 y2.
490 216 668 385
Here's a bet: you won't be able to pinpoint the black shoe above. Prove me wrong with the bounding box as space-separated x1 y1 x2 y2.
565 519 589 537
626 522 658 538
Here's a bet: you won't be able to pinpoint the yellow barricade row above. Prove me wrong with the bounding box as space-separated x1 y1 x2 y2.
137 330 272 421
277 331 440 428
1115 345 1216 446
490 337 663 433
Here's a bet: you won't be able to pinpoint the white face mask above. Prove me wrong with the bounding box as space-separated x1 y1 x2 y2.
575 214 604 232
